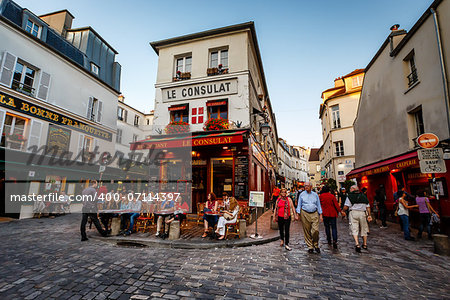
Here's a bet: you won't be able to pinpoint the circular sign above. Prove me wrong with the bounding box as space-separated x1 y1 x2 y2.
417 133 439 149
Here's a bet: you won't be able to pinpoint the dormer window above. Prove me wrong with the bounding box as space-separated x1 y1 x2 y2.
25 20 40 38
352 75 363 88
90 63 99 76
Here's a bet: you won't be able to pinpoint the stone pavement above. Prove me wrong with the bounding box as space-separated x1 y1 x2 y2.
0 213 449 299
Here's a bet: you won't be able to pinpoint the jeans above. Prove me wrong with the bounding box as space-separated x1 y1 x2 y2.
418 213 431 238
277 216 291 246
323 216 337 243
399 215 411 239
80 213 106 240
379 206 387 227
127 213 140 232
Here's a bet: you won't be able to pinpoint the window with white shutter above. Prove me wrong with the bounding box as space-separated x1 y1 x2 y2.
0 52 17 87
36 71 51 101
26 120 43 151
86 97 94 120
116 129 122 143
96 101 103 123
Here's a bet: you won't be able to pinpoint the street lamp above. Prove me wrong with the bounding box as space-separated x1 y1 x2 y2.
260 122 271 137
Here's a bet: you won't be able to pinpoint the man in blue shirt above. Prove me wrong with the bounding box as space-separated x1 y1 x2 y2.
296 182 323 253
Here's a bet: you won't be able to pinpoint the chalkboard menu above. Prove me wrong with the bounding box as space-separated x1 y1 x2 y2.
234 156 248 199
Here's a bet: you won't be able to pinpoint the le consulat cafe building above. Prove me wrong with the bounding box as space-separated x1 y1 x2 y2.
131 22 279 212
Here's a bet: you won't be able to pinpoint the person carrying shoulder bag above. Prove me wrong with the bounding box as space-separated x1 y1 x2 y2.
273 188 298 251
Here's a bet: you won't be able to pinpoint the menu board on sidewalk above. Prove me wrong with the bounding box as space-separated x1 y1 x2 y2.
234 156 248 199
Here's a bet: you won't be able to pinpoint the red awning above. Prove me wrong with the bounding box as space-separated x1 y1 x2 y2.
168 105 187 111
131 130 247 150
347 151 419 179
206 100 227 107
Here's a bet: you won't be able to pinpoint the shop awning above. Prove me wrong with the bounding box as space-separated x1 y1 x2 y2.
168 105 187 111
131 130 247 150
346 151 419 179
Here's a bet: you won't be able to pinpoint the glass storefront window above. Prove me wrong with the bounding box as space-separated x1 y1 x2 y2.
211 158 233 197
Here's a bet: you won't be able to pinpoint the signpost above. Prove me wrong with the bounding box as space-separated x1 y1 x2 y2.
249 191 264 239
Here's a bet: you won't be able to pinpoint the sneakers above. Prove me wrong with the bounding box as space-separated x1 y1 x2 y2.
155 231 160 236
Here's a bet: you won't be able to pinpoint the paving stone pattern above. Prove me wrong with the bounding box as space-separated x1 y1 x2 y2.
0 214 449 299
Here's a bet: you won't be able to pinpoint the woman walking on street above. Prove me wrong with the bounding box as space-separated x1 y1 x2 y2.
319 185 345 249
397 191 419 241
415 190 439 240
273 188 298 251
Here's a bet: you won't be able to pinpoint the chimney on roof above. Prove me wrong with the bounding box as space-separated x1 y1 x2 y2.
40 10 74 37
334 77 344 88
388 24 407 55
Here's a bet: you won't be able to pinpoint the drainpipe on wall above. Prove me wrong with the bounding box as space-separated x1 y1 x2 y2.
431 8 450 138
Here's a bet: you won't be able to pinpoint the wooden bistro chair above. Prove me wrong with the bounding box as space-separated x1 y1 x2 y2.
135 203 154 233
197 202 205 225
224 206 243 239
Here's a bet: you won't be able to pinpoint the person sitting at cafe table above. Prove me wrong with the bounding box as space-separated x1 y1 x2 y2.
122 193 142 236
215 197 240 240
220 192 230 210
202 192 219 238
119 195 131 234
165 200 186 234
156 197 175 238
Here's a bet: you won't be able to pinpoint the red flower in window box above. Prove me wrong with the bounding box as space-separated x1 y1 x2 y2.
203 117 229 131
165 121 190 134
8 133 26 141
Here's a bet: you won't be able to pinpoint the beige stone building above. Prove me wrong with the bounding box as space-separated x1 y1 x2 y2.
349 0 450 226
308 148 321 188
319 69 364 187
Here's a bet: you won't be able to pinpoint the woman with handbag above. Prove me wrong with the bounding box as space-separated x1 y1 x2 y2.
397 191 419 241
215 197 240 240
272 188 298 251
415 190 439 240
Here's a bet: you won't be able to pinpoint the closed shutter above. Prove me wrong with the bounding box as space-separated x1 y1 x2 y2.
86 97 94 120
124 110 128 123
116 129 122 143
77 133 85 161
96 100 103 123
93 138 98 161
0 109 6 137
26 120 43 151
0 52 17 87
36 71 51 101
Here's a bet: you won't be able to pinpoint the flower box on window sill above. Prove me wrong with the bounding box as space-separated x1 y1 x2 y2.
203 118 229 131
207 67 229 76
173 72 191 81
165 121 190 134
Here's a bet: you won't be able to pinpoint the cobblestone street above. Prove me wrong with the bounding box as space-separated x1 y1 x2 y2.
0 214 449 300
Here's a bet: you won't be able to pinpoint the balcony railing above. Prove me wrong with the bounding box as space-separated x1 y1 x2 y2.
173 72 191 81
407 68 418 87
12 80 35 97
207 67 229 76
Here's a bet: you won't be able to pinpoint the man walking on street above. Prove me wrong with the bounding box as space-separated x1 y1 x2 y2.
296 182 323 254
80 180 108 241
375 185 388 228
343 185 372 253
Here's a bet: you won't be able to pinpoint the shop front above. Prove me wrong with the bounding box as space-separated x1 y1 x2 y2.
131 129 273 213
347 151 450 232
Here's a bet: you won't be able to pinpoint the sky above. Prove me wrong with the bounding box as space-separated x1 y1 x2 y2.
16 0 434 148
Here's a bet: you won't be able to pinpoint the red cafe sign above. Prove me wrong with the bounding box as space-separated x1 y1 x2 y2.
132 134 243 150
347 158 419 179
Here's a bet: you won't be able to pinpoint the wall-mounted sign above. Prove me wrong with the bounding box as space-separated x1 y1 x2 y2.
162 78 238 102
417 133 439 149
46 124 71 154
0 92 112 141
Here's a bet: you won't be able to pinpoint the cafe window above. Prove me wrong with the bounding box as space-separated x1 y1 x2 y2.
25 20 40 38
1 113 28 150
207 100 228 120
169 105 189 123
211 158 233 197
13 61 36 97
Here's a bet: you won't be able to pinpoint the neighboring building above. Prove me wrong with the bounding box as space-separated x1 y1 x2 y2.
277 138 293 188
349 0 450 229
116 95 153 155
293 146 309 184
319 69 364 187
132 22 278 212
0 0 121 216
308 148 321 188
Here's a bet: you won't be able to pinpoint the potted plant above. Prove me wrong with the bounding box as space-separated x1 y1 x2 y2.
165 121 190 134
203 118 229 131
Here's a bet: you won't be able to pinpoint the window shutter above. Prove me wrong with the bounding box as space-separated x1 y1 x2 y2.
93 138 98 161
116 129 122 143
36 71 51 101
97 100 103 122
26 120 43 151
0 52 17 87
77 133 85 161
124 110 128 123
86 97 94 120
0 109 6 138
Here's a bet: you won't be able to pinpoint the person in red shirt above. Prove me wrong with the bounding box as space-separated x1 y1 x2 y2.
272 188 298 251
319 185 345 249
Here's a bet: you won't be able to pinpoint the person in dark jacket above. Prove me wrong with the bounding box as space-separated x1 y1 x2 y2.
319 185 345 249
80 180 108 241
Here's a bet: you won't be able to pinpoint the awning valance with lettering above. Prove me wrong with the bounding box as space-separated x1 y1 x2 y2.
168 105 187 111
130 130 247 150
346 151 419 179
206 100 227 107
